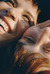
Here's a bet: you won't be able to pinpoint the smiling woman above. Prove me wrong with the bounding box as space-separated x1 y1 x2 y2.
0 0 50 74
0 0 39 74
14 20 50 74
0 0 39 47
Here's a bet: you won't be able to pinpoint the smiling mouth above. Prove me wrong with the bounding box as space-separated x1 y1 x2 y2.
42 43 50 54
0 18 10 34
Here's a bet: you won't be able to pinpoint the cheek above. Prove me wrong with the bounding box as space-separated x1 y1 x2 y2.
20 20 29 28
23 45 34 53
14 20 29 36
18 20 29 31
23 44 40 54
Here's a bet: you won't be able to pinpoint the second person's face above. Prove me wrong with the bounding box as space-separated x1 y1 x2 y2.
19 20 50 59
16 20 50 73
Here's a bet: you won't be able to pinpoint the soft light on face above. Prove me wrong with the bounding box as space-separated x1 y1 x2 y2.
19 20 50 58
17 20 50 73
0 1 38 43
17 0 39 24
0 1 50 74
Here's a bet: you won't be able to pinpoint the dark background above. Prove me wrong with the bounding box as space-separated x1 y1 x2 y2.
0 0 50 23
37 0 50 23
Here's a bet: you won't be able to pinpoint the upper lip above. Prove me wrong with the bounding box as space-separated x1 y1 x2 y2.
0 15 11 33
42 43 50 54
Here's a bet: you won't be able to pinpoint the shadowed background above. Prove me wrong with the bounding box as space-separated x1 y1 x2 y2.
37 0 50 23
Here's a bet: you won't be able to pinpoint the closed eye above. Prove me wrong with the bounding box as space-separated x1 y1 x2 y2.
24 37 36 44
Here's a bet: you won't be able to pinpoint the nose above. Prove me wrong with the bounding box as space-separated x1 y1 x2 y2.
0 7 22 21
0 8 16 20
7 8 17 20
7 8 23 21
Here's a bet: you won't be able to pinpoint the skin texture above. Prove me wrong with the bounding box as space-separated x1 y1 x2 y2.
0 0 50 74
0 0 39 74
14 20 50 74
0 0 38 47
0 20 50 74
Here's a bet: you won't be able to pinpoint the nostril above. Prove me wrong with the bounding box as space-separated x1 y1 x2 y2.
5 10 8 13
11 15 14 20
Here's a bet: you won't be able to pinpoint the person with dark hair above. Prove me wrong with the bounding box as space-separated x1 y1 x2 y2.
0 0 39 47
0 0 39 74
0 0 50 74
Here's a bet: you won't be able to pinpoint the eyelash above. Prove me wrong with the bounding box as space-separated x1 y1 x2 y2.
24 37 36 44
23 15 31 25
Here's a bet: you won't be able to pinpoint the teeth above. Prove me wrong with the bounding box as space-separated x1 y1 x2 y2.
0 24 4 28
0 26 5 34
0 19 9 32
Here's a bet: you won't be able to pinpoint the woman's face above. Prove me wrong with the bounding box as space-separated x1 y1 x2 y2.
0 2 37 36
19 20 50 58
18 20 50 72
